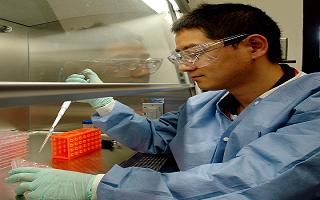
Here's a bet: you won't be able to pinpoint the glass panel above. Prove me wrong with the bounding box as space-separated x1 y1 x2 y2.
0 0 181 83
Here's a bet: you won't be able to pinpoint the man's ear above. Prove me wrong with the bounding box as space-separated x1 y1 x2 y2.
246 34 268 59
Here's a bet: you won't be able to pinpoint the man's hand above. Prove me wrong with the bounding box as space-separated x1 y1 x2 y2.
6 167 96 200
66 68 113 109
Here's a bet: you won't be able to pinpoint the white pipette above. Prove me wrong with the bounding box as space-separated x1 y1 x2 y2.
38 101 72 152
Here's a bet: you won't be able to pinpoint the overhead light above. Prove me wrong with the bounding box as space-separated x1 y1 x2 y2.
141 0 171 13
168 0 179 11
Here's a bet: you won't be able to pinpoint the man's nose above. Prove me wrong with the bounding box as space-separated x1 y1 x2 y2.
178 63 196 72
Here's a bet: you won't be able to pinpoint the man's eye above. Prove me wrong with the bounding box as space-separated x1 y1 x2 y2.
184 53 197 58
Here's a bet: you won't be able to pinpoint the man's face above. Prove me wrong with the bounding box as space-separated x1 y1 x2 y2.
175 28 253 91
102 42 151 80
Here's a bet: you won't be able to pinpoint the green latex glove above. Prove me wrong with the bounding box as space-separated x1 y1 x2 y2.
5 167 96 200
66 68 113 109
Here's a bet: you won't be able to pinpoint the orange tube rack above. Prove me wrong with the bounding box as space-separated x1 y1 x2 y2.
51 128 101 160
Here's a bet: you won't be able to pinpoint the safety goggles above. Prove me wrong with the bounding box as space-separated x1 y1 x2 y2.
103 58 163 74
167 33 249 67
73 58 163 73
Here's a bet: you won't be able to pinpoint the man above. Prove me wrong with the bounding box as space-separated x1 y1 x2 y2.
6 3 320 200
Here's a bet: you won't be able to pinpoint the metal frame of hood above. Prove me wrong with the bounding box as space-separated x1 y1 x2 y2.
0 82 194 107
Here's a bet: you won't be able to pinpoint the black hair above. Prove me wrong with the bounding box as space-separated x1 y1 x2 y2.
172 3 282 63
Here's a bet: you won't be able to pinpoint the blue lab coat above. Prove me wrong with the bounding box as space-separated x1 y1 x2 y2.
93 73 320 200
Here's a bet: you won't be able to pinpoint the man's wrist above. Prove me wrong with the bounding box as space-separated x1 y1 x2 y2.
90 174 105 200
90 97 114 109
95 99 116 116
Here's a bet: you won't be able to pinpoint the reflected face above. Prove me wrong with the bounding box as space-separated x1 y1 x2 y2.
77 41 153 83
64 41 156 83
102 42 151 79
105 42 150 59
175 28 252 91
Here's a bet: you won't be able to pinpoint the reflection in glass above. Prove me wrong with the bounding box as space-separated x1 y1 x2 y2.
19 0 180 83
64 58 162 79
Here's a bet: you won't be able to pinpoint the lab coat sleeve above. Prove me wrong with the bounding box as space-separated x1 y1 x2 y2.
96 95 320 200
92 101 180 154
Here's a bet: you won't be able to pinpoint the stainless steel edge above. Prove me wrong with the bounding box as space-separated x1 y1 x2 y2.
0 82 194 107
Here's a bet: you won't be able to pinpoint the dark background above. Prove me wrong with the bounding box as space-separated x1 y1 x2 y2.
302 0 320 73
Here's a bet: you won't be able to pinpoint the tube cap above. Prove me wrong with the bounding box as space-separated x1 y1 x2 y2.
82 120 93 124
